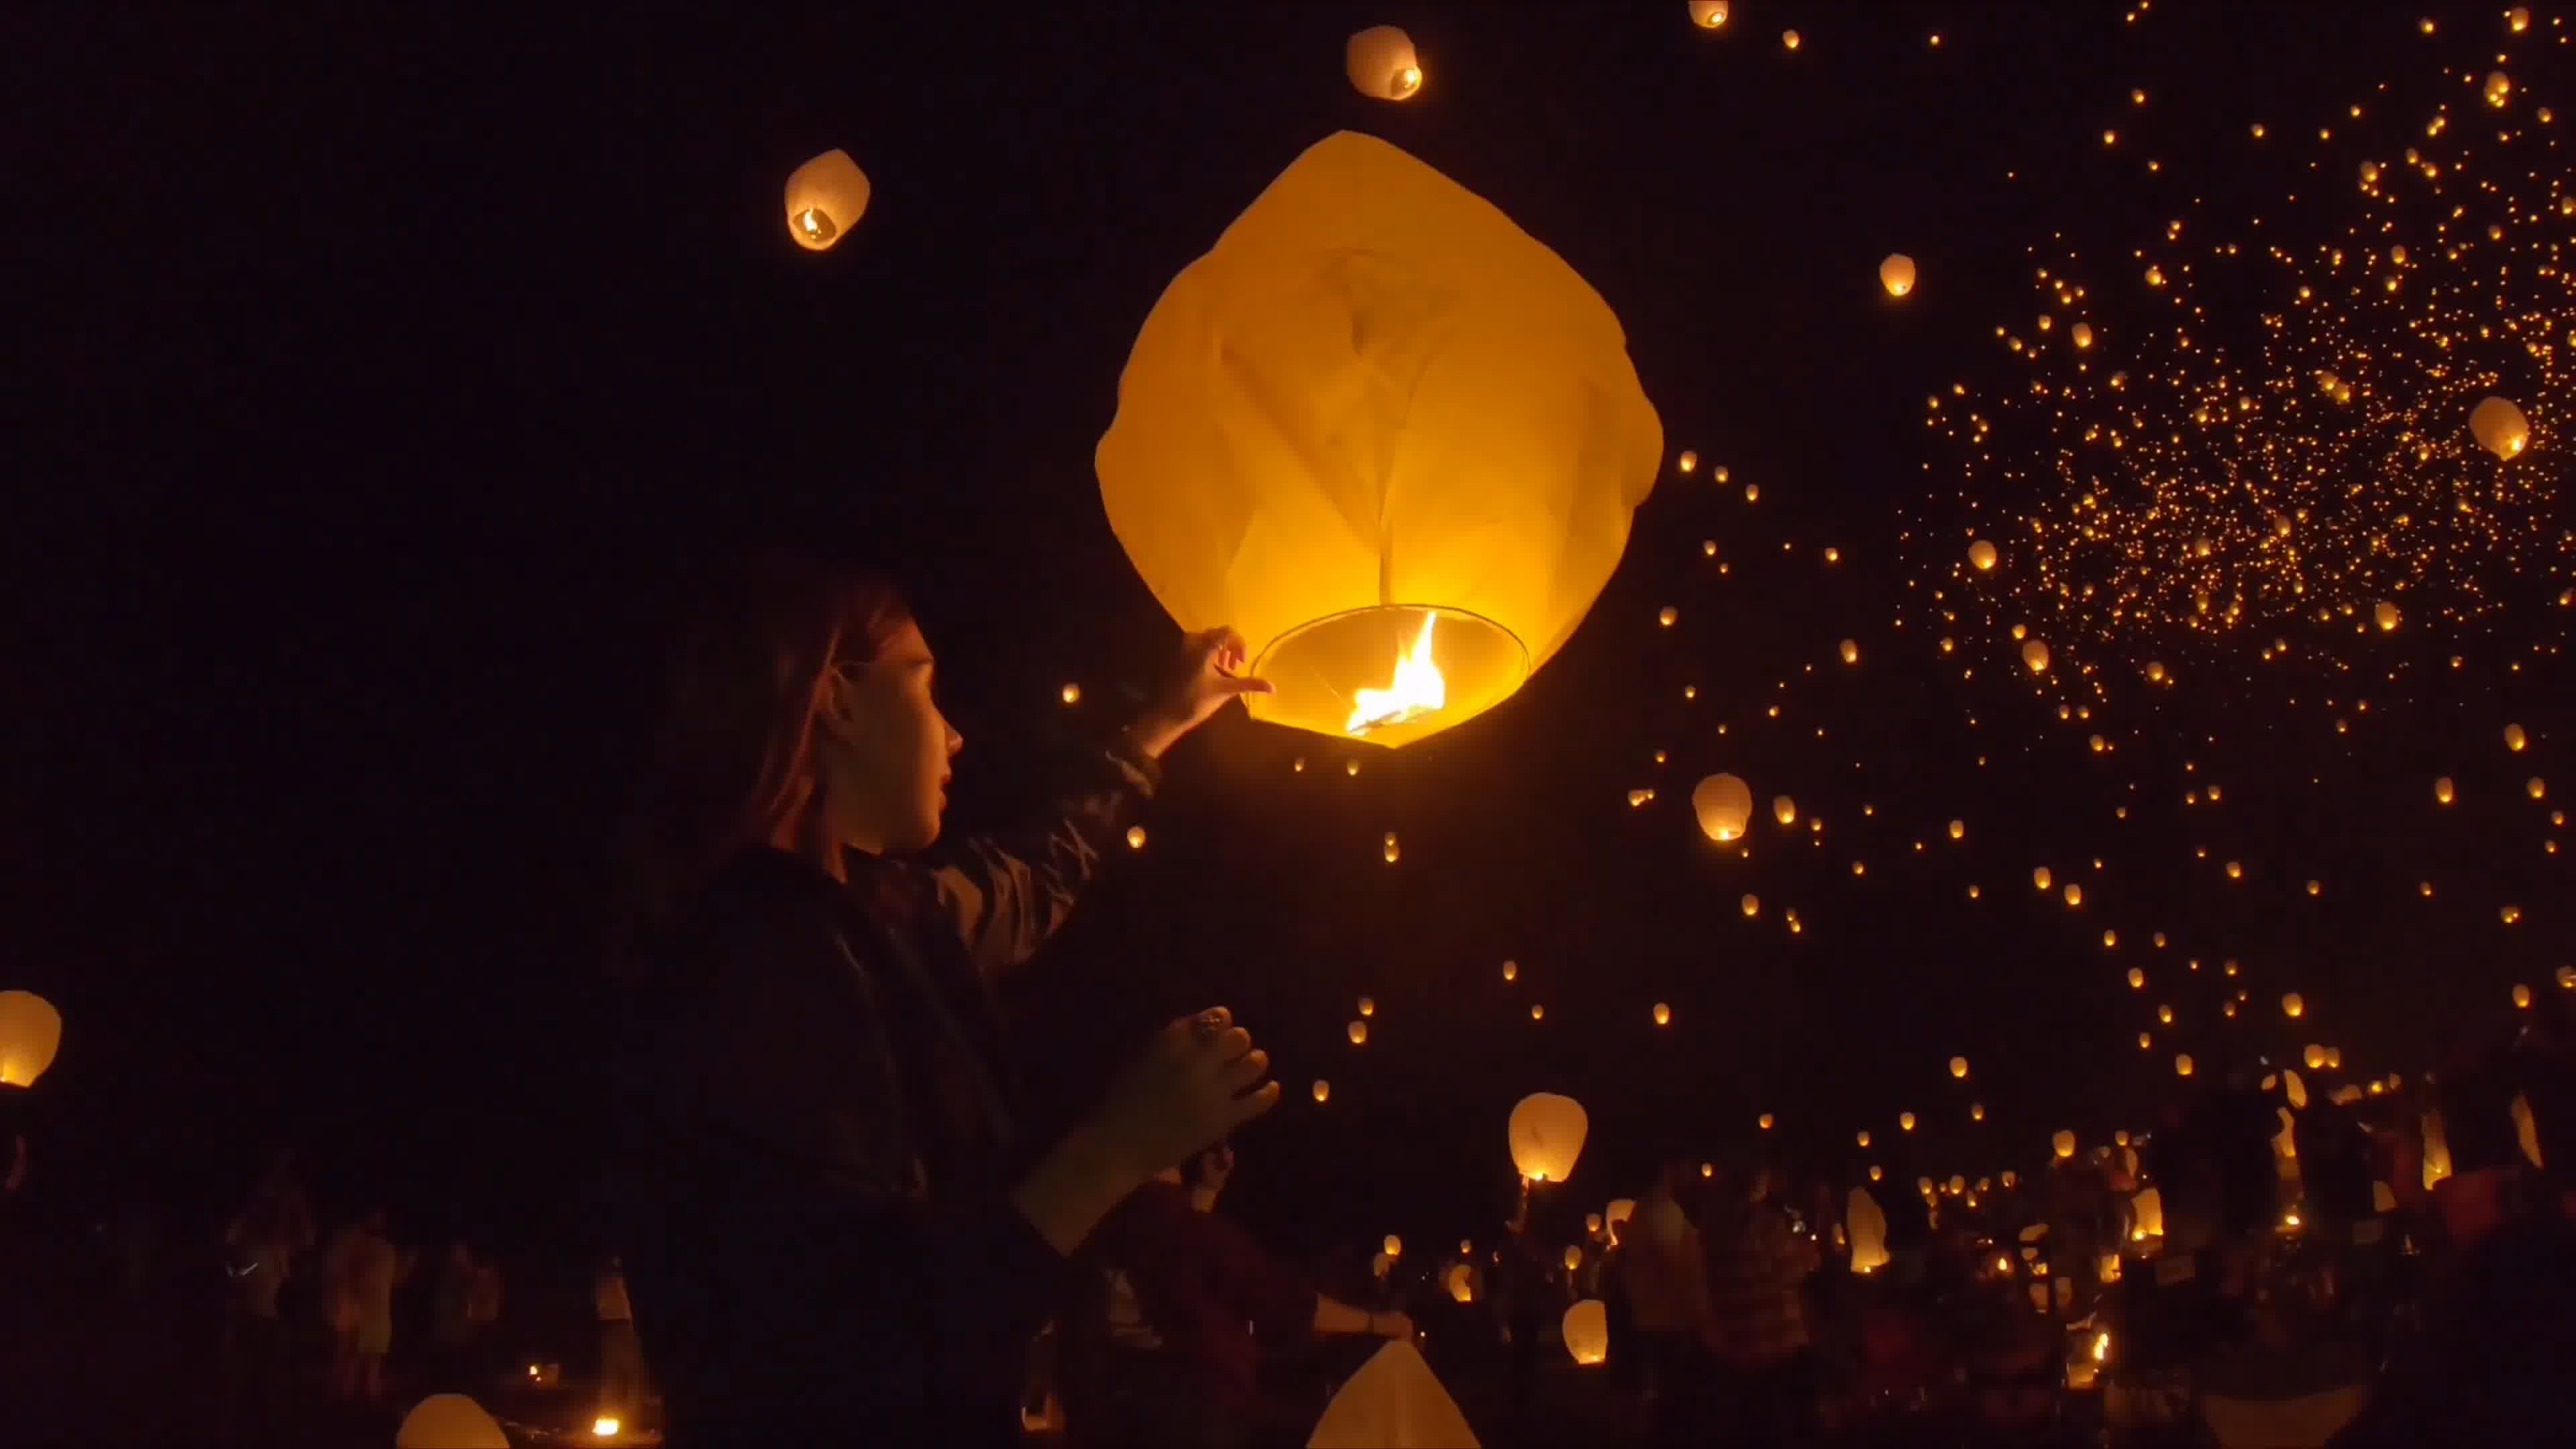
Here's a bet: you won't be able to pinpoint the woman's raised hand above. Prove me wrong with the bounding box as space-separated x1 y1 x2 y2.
1128 628 1273 759
1089 1006 1281 1179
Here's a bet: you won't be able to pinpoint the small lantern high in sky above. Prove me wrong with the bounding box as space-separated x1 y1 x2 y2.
1881 254 1918 298
784 149 871 252
1344 26 1422 101
1099 133 1660 750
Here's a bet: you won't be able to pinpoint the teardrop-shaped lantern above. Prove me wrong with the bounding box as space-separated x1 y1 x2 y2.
1880 254 1918 297
1345 26 1424 101
1695 774 1755 841
1509 1092 1589 1183
784 150 871 252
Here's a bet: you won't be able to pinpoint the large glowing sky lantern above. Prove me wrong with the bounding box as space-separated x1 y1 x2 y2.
1099 131 1662 749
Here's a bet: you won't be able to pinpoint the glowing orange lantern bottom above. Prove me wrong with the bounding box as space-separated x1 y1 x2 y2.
1251 604 1527 748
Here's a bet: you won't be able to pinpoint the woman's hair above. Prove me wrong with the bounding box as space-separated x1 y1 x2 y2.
607 549 912 979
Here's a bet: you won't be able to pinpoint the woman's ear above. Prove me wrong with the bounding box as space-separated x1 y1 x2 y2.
814 667 866 744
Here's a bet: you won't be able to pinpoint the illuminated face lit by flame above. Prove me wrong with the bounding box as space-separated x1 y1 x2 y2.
1346 610 1445 735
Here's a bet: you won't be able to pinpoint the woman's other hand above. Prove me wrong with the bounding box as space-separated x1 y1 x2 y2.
1128 628 1273 759
1089 1007 1281 1177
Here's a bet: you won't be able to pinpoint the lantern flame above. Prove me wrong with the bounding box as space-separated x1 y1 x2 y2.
1346 611 1446 735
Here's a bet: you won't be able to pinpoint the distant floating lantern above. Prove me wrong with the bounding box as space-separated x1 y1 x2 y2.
2510 5 2532 32
1782 28 1802 50
1563 1299 1609 1364
1694 773 1755 842
1652 1002 1672 1026
2034 867 2053 891
1126 826 1148 850
784 149 872 252
1856 1130 1872 1148
2127 967 2145 989
1968 539 1998 571
1658 606 1678 627
2514 983 2533 1008
2053 1131 2077 1160
1531 1004 1545 1020
1345 25 1424 100
2434 776 2456 804
1898 1112 1917 1132
1971 1103 1985 1121
2483 70 2512 109
2502 904 2522 925
1950 1056 1969 1079
1839 638 1860 665
2506 723 2528 752
1502 959 1518 981
2282 993 2305 1019
2103 930 2118 948
1097 131 1660 751
2530 777 2546 800
2022 639 2051 673
0 991 62 1088
1772 794 1798 827
2147 660 2166 683
1446 1262 1474 1303
1357 996 1375 1018
2139 1032 2153 1050
1741 894 1760 918
1061 683 1081 704
2175 1054 2195 1077
1313 1079 1330 1102
1948 819 1964 840
1509 1092 1589 1183
2072 323 2094 349
2063 883 2083 907
1383 833 1401 863
1688 0 1731 27
1758 1112 1774 1130
2224 861 2243 880
1678 449 1699 473
2157 1005 2173 1024
1348 1020 1368 1044
2374 600 2400 632
1880 254 1918 297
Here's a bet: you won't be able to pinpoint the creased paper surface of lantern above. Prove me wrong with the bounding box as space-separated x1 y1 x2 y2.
1509 1091 1589 1183
1099 131 1662 749
0 991 62 1087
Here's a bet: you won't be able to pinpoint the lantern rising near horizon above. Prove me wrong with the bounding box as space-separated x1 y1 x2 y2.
1099 131 1661 751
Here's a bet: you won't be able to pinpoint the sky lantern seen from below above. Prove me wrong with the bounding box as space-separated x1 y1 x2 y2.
2176 1055 2195 1077
1313 1080 1330 1102
2471 396 2529 458
1563 1300 1609 1364
1694 773 1754 841
1099 133 1660 751
1509 1093 1589 1183
2375 601 2400 632
1344 26 1422 101
1772 794 1798 827
2053 1131 2077 1159
2282 993 2305 1019
1758 1113 1774 1130
2435 776 2456 805
2022 639 2051 673
1347 1020 1368 1044
0 991 62 1087
1688 0 1730 27
784 149 871 252
1899 1112 1917 1132
1950 1056 1970 1079
1969 539 1998 572
1880 254 1917 297
1652 1002 1672 1026
2506 723 2527 752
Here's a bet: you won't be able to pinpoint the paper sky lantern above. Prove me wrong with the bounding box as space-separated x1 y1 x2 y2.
1126 825 1147 850
1898 1112 1917 1132
1383 1234 1403 1257
1311 1339 1478 1449
1677 449 1699 472
1970 1102 1986 1121
784 149 871 252
1099 132 1660 751
2127 967 2145 989
1313 1079 1330 1102
0 991 62 1087
396 1395 511 1449
1856 1130 1872 1148
1758 1112 1775 1130
1772 794 1798 826
2022 639 2051 673
1356 996 1375 1018
2305 1044 2326 1069
2131 1187 2163 1238
1652 1002 1671 1026
2033 866 2053 890
1839 638 1860 665
2375 600 2400 632
1583 1212 1603 1236
2506 722 2528 751
1688 0 1730 27
2281 993 2304 1018
1846 1187 1890 1273
1968 539 1998 571
1949 1056 1970 1079
1501 959 1517 981
1740 894 1760 917
2053 1130 2077 1159
2284 1072 2308 1110
2514 983 2534 1008
1348 1020 1368 1044
1061 683 1081 704
1382 833 1401 863
1561 1245 1583 1274
2071 322 2094 349
1562 1299 1609 1364
1444 1263 1474 1303
1694 773 1754 841
2063 883 2083 907
2175 1054 2195 1077
1345 26 1423 101
1880 254 1917 297
2434 776 2455 804
2530 777 2547 800
1509 1092 1589 1183
2422 1110 2452 1187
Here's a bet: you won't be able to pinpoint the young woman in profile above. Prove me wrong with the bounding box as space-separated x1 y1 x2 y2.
606 550 1283 1445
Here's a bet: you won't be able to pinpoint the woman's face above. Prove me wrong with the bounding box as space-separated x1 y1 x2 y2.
819 619 963 853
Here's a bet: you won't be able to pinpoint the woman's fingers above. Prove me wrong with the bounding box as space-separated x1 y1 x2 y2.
1226 1079 1284 1128
1218 1048 1271 1095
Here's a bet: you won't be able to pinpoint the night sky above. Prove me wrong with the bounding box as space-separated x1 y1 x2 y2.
27 1 2569 1275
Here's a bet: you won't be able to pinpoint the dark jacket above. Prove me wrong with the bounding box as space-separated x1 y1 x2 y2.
610 745 1157 1444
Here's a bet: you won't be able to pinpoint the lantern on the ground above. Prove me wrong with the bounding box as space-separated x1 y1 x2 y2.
1509 1093 1589 1183
0 991 61 1087
784 150 871 252
396 1395 511 1449
1695 774 1755 841
1099 132 1660 750
1880 254 1917 297
1345 26 1423 100
1563 1299 1609 1363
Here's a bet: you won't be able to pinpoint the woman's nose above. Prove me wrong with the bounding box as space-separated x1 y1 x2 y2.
944 720 964 757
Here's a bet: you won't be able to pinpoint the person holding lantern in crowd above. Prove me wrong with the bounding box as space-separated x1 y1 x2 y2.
604 550 1286 1446
1060 1136 1413 1448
